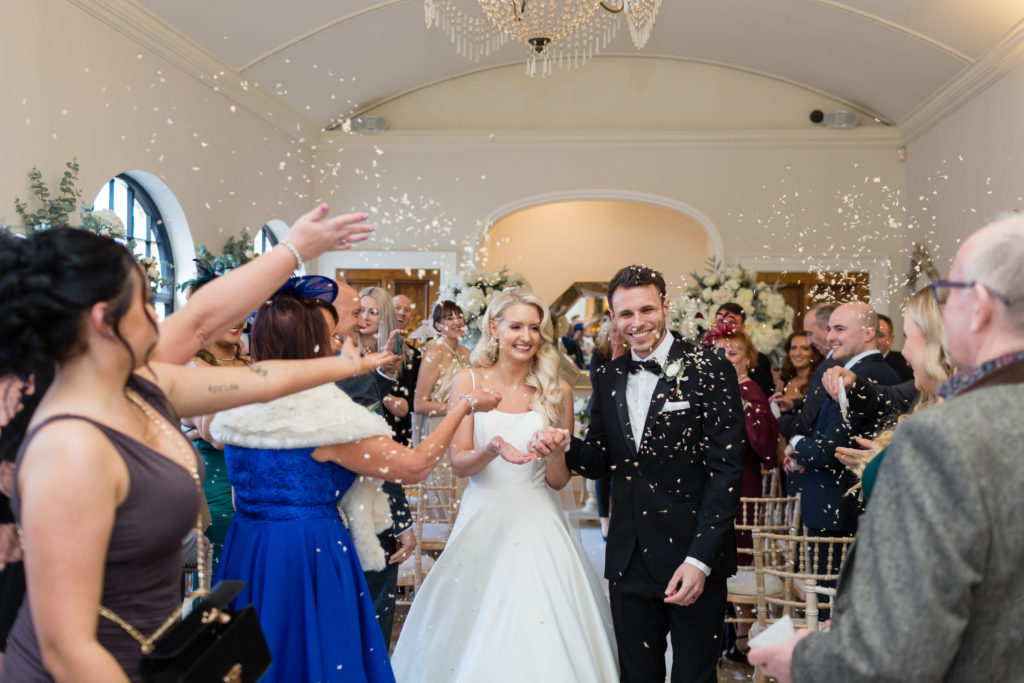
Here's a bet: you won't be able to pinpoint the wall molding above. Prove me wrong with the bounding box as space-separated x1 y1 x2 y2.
67 0 319 141
325 127 903 151
315 250 458 290
900 19 1024 143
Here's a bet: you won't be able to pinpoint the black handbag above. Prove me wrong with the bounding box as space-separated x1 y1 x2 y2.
139 580 271 683
99 391 272 683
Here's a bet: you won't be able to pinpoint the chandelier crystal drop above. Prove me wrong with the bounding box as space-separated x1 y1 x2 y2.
424 0 662 76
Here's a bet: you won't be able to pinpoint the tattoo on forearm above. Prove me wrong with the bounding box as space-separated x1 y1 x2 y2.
208 383 240 394
248 364 268 377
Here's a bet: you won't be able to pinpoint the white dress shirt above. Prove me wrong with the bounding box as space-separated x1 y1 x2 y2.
625 332 711 577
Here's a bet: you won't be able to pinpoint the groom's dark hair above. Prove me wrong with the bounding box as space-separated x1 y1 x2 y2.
607 265 666 307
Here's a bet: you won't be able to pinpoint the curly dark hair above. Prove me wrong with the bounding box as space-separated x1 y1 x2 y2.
0 228 145 462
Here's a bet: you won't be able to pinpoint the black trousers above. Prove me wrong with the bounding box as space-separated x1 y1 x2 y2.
610 545 726 683
363 532 399 643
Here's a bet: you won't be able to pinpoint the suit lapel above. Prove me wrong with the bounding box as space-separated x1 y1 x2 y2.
612 363 640 460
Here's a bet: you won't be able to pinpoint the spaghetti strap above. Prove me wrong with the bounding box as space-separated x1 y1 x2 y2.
470 369 477 391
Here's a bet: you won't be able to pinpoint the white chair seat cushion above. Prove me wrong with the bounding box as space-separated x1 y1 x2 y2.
727 568 784 597
419 522 452 545
397 554 435 582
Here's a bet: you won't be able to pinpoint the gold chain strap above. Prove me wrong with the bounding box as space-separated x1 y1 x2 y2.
99 390 209 654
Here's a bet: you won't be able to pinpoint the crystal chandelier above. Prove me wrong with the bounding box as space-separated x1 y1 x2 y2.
424 0 663 76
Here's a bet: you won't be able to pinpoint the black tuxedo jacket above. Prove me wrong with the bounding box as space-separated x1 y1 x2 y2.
791 352 901 532
566 335 746 585
884 350 915 382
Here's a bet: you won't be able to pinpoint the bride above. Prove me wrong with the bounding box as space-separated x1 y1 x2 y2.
391 288 618 682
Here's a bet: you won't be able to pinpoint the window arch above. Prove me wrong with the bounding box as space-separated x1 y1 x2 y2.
93 175 176 317
253 224 279 256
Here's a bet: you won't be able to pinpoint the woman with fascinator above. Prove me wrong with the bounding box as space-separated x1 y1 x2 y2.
209 276 500 683
391 288 618 682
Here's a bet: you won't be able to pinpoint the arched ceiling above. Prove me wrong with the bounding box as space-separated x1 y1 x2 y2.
128 0 1024 129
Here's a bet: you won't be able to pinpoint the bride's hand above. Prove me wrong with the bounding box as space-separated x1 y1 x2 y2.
486 437 538 465
528 427 571 458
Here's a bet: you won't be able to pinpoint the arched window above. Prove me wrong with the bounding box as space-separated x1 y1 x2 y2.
253 224 279 256
93 175 175 317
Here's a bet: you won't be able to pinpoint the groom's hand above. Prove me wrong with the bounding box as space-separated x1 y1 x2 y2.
663 562 706 606
528 428 570 457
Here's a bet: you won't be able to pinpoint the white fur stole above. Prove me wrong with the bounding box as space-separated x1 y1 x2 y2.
210 383 395 572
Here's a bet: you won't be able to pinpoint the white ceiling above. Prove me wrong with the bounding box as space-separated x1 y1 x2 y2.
132 0 1024 129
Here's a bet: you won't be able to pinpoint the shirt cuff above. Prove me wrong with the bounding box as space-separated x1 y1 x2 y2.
788 435 804 449
376 368 397 383
684 556 711 577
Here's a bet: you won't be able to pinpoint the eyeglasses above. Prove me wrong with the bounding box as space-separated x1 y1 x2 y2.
930 280 1013 306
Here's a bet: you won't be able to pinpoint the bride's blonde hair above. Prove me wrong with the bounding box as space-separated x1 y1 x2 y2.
471 288 564 429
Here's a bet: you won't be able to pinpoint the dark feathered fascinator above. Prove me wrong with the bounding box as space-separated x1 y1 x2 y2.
274 275 338 304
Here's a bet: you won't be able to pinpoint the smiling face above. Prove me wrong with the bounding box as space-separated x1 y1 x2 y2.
216 320 245 349
826 303 876 363
438 310 465 342
876 318 894 355
715 309 745 332
900 310 933 393
490 302 542 362
332 282 361 339
610 284 669 358
358 295 380 336
393 294 414 329
788 333 813 369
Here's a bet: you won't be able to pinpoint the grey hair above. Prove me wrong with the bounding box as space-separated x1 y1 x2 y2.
962 213 1024 331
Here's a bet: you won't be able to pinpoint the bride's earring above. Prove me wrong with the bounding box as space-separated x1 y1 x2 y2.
487 337 499 362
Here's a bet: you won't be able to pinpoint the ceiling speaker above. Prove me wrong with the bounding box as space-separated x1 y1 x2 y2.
823 110 860 129
353 116 388 133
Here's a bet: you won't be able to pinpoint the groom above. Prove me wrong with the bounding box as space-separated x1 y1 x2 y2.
539 265 745 682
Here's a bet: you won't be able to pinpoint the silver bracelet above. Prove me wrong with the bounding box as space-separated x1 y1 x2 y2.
280 239 304 270
458 393 474 414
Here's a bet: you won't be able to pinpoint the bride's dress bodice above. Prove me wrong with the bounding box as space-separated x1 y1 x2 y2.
470 410 547 490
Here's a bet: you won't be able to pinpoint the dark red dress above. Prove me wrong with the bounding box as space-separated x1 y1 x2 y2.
735 379 780 565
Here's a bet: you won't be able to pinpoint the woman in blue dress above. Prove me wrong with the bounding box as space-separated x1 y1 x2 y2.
210 278 500 683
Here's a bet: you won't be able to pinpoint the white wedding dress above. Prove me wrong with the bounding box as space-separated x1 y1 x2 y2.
391 409 618 682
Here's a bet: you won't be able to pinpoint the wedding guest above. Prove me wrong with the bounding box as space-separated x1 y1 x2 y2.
782 303 901 538
180 270 250 569
876 313 914 381
751 214 1024 683
545 265 745 683
413 301 471 431
775 331 824 399
0 226 387 682
392 294 423 445
561 316 586 369
714 303 774 398
337 284 414 644
588 322 629 541
359 287 415 444
0 204 373 666
824 287 954 503
211 281 500 683
391 288 617 681
710 325 779 664
773 303 839 441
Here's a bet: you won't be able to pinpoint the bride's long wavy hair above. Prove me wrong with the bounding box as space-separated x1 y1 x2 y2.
471 288 564 429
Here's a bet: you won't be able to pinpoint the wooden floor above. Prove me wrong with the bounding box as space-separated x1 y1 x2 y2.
391 523 758 682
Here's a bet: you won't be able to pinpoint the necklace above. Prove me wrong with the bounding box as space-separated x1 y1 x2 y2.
214 355 236 362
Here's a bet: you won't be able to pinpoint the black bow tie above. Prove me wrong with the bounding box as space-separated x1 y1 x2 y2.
627 359 661 375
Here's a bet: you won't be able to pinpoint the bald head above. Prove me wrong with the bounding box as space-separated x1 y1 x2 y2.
944 214 1024 368
333 281 361 338
826 302 879 363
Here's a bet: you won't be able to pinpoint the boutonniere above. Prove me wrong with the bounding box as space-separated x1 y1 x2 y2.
659 358 687 395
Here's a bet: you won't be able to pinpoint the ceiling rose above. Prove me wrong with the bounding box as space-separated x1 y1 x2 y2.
425 0 662 76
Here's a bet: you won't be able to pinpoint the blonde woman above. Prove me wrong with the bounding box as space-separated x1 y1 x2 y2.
823 286 956 503
391 288 618 682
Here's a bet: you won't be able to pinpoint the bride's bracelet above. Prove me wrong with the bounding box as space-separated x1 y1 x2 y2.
457 393 475 414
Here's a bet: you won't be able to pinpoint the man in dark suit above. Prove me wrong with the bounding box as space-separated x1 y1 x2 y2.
783 302 900 536
877 313 915 381
774 303 838 441
550 265 746 683
714 303 775 399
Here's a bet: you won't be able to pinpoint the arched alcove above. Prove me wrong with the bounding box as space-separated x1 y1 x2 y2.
476 194 720 305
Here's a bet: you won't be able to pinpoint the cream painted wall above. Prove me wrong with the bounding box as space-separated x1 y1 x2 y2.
906 61 1024 274
478 200 714 303
1 0 314 294
366 59 883 131
318 128 907 305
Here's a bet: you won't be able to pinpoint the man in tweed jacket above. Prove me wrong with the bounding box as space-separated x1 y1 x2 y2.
750 214 1024 681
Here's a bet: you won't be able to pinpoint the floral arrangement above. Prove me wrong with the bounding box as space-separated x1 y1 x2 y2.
435 267 531 345
669 259 794 354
